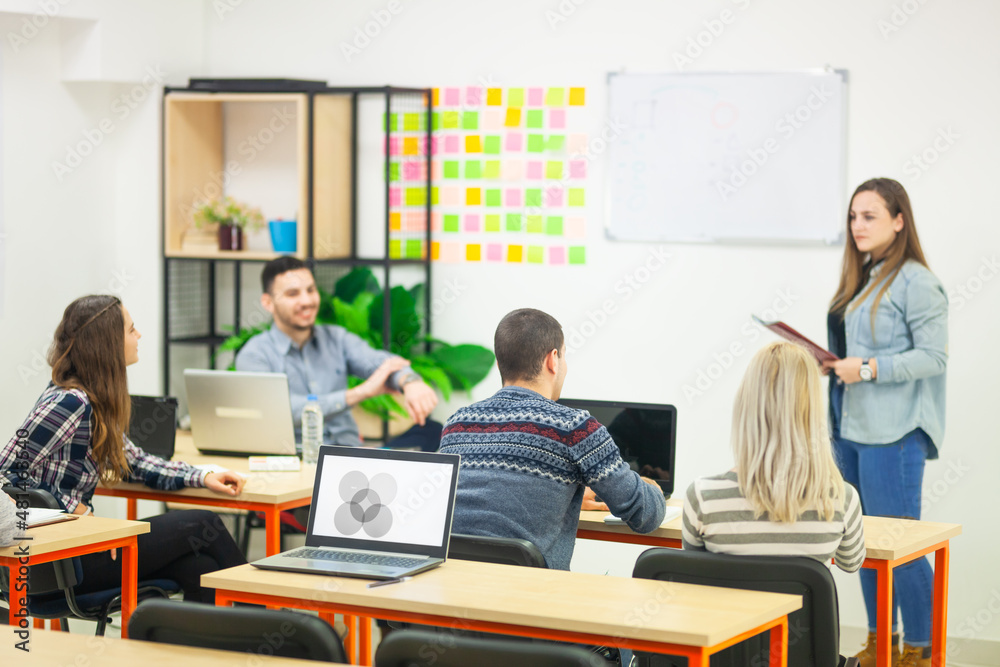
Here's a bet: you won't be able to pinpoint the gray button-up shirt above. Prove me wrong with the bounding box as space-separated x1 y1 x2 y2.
235 325 408 446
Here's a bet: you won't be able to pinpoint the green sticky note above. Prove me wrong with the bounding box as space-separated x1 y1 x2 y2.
546 135 565 151
462 111 479 130
484 135 501 155
405 188 426 206
526 109 544 129
441 111 459 129
546 216 563 235
389 239 402 258
546 87 565 106
405 239 423 258
527 134 545 153
486 189 502 207
527 245 545 263
431 187 439 205
525 188 542 207
464 160 482 179
508 88 525 107
506 213 522 232
388 162 400 182
485 214 501 232
444 161 459 179
443 214 460 233
431 112 440 130
484 160 501 179
568 188 585 206
569 246 586 265
404 113 421 131
526 215 543 233
386 113 398 131
546 161 563 179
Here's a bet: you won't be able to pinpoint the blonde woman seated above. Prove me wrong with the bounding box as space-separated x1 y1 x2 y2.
682 341 864 572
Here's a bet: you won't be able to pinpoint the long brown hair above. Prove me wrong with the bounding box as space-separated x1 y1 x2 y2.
48 295 131 483
829 178 929 337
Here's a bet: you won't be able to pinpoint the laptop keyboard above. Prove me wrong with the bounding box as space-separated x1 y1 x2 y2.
291 548 426 569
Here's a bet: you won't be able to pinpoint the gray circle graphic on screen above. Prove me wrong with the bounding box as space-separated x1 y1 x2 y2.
333 470 397 538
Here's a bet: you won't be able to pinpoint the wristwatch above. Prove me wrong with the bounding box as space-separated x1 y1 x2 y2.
859 359 874 382
399 372 421 388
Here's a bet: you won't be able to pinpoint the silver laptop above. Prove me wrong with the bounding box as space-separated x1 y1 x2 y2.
252 445 460 580
184 369 298 456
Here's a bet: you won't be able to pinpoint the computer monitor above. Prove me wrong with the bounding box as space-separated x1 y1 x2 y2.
557 399 677 498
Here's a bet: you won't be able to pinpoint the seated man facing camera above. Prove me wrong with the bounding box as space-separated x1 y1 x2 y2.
439 308 666 570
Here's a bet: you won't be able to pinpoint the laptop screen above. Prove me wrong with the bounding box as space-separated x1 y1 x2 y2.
306 446 460 558
557 399 677 497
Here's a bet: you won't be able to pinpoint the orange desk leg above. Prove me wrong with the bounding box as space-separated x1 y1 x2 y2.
127 498 138 521
932 545 950 667
345 614 358 664
359 616 373 666
264 506 281 557
119 537 139 638
769 615 788 667
874 560 894 667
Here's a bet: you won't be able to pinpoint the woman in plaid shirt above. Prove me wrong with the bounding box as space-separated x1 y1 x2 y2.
0 295 247 603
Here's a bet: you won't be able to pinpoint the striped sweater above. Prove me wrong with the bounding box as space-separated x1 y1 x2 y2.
439 386 666 570
682 471 865 572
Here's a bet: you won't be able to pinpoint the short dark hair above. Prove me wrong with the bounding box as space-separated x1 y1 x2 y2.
261 256 309 294
494 309 564 384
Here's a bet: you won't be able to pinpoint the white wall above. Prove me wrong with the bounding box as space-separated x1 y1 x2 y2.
2 0 998 652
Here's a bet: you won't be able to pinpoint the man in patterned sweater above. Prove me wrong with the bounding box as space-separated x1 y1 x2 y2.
439 308 666 570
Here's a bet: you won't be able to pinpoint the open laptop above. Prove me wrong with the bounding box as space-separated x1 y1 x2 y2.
184 369 298 457
558 398 677 498
252 445 460 580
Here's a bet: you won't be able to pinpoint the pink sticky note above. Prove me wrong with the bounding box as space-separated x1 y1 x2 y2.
546 187 564 207
549 109 566 129
389 187 402 207
429 136 439 155
389 137 401 156
502 160 524 181
403 162 422 181
432 160 443 181
444 87 460 106
486 243 503 262
526 161 543 180
568 133 588 155
549 246 567 265
431 212 443 232
569 160 587 179
464 214 481 232
505 188 522 206
528 87 544 106
567 217 586 238
439 241 462 262
466 86 483 106
444 135 460 154
505 132 524 152
439 186 461 206
405 211 427 231
482 109 503 131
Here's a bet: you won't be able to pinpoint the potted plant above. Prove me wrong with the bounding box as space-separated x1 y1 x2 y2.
192 196 265 251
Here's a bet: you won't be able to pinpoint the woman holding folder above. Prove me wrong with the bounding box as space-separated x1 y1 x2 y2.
824 178 948 667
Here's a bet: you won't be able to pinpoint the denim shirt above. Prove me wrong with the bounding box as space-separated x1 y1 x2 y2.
828 260 948 456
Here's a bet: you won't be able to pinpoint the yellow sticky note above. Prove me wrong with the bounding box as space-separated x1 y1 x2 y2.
389 212 402 231
569 87 585 106
507 245 523 263
432 88 440 107
403 137 419 155
431 241 440 261
487 88 502 106
466 244 481 261
465 135 482 153
504 108 521 127
466 188 482 205
545 87 565 106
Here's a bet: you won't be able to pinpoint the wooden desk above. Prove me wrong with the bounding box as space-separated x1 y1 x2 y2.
203 560 801 667
577 509 961 667
96 431 314 556
0 516 149 637
0 627 349 665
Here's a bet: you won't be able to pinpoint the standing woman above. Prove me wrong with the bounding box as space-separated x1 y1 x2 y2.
824 178 947 667
0 295 248 604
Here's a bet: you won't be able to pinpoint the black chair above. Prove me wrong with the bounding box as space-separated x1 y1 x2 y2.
128 598 347 662
0 486 179 635
631 548 860 667
448 533 547 568
375 628 608 667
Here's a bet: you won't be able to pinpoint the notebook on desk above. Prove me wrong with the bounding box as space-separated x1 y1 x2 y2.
184 369 298 457
252 445 460 580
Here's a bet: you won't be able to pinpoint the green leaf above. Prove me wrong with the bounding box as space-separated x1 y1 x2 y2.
334 267 380 303
410 357 454 401
332 293 374 337
316 285 337 325
428 344 495 391
369 286 421 356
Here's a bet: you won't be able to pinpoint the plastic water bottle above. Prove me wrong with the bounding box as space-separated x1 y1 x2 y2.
301 395 323 465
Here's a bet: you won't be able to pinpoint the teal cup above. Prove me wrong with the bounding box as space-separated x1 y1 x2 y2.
269 220 297 253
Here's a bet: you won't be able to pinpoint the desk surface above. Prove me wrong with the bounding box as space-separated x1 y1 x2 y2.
0 627 347 665
0 516 149 559
204 559 801 648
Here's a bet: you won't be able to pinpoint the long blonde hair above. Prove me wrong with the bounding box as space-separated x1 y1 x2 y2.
732 342 844 522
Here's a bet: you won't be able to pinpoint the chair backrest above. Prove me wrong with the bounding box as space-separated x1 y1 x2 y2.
0 486 80 596
375 628 607 667
128 599 347 662
448 533 546 568
632 548 842 667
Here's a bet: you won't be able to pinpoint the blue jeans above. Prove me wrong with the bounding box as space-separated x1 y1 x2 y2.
833 428 934 647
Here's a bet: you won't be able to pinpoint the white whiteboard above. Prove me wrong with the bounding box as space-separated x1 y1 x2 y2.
606 70 847 244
